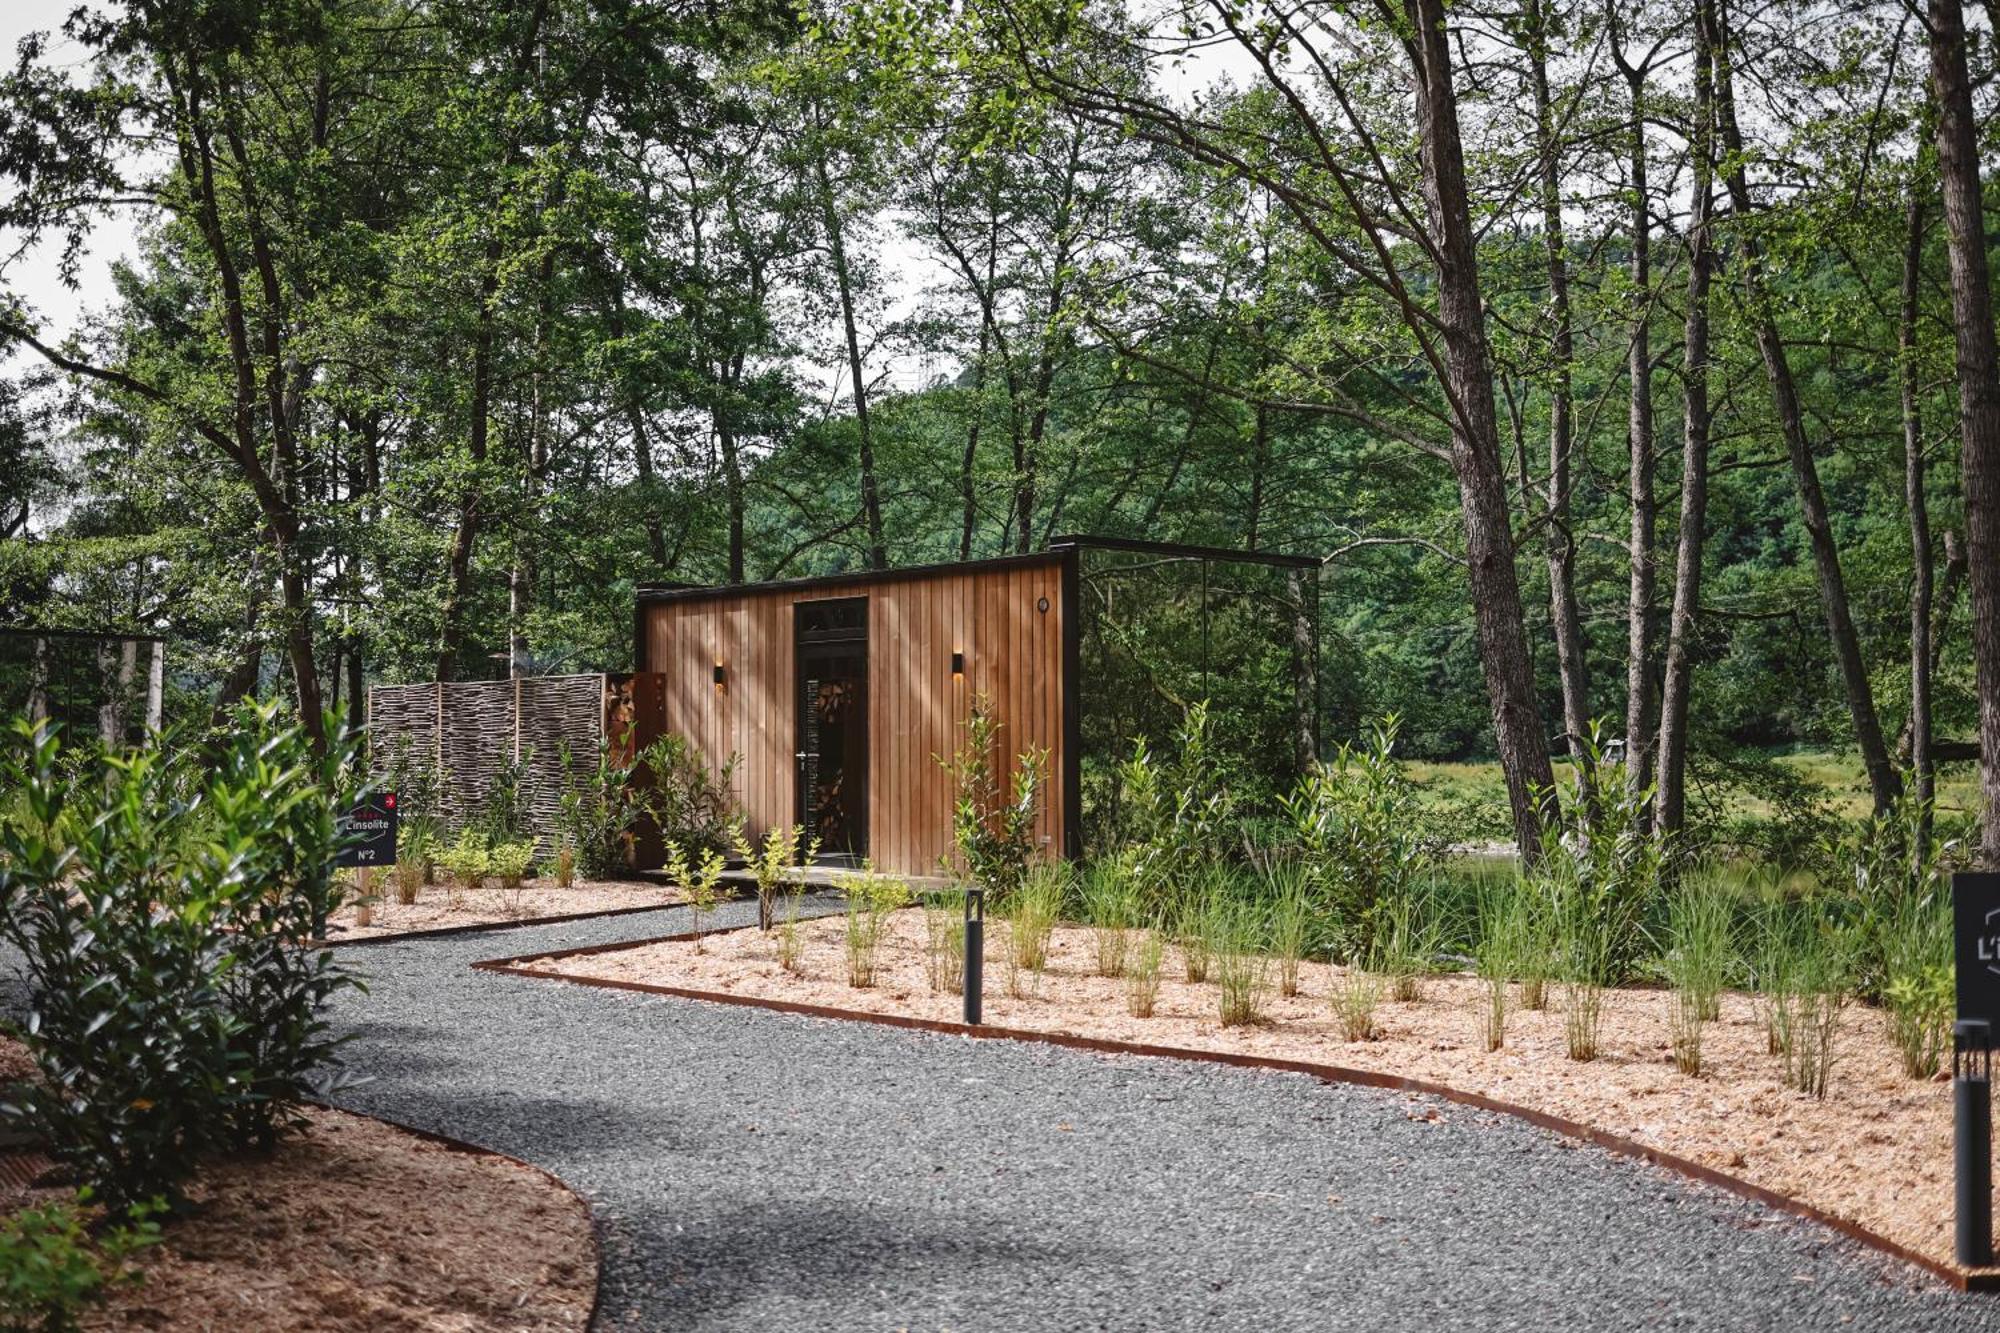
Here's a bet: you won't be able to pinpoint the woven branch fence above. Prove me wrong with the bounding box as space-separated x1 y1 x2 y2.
367 674 662 853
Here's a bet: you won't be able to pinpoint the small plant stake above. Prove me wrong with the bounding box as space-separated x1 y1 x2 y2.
963 886 984 1025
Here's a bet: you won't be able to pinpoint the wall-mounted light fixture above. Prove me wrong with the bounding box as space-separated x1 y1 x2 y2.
712 662 727 688
950 651 965 677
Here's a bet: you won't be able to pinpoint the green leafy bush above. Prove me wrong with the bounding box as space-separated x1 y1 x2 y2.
488 839 536 889
940 699 1047 900
557 741 639 880
0 1191 159 1333
734 823 816 932
436 829 491 892
1280 715 1433 960
665 839 729 944
0 706 358 1208
637 735 741 863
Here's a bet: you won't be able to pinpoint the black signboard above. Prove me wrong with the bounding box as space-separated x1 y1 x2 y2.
1954 873 2000 1025
336 794 398 868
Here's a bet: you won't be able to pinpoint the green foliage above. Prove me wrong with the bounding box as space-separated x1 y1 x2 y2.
1331 965 1383 1043
1659 875 1736 1077
734 823 817 932
922 892 966 994
437 829 492 890
665 839 729 943
487 839 536 888
1280 716 1432 960
1003 860 1067 973
557 741 639 882
637 735 741 864
1113 702 1238 917
836 862 911 988
1080 855 1138 978
1124 929 1164 1018
0 1191 159 1333
1262 861 1313 998
0 706 357 1210
940 698 1047 899
1880 893 1952 1080
476 753 530 843
1211 896 1269 1027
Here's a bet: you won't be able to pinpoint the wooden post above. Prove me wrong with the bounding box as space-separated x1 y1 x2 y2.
354 866 373 928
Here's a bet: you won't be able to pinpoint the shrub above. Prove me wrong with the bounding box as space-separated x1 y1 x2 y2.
1114 703 1237 919
557 740 639 880
437 829 491 896
549 839 577 888
0 1191 159 1333
1080 856 1137 978
488 840 536 890
1125 929 1164 1018
666 840 729 946
940 699 1047 900
477 752 530 843
734 823 815 931
923 892 966 993
1280 715 1433 960
636 735 741 863
0 706 358 1207
836 863 910 988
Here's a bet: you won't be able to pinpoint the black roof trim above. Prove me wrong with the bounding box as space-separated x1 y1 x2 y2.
635 550 1067 605
1045 533 1320 570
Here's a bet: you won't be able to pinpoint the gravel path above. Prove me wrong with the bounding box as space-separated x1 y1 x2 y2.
327 900 2000 1332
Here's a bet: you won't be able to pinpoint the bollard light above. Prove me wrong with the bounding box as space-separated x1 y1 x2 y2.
963 886 984 1025
1958 1017 1993 1268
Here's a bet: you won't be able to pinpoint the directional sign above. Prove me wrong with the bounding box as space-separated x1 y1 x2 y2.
1954 873 2000 1026
336 793 398 868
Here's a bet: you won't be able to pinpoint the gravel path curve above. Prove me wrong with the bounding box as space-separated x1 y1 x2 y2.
327 900 2000 1332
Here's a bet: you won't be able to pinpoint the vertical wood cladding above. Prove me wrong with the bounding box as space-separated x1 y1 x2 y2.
639 556 1067 877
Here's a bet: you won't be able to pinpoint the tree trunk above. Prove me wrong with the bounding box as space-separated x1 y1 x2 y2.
1712 4 1900 815
1290 568 1317 776
1929 0 2000 867
1527 0 1593 799
1901 189 1935 819
1656 0 1718 842
813 134 887 570
960 323 990 561
1409 0 1558 857
1620 58 1658 816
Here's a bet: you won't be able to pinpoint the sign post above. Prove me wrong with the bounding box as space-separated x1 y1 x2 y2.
335 794 399 869
1953 872 2000 1267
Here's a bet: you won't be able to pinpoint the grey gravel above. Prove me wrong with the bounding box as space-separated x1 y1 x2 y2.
311 898 2000 1331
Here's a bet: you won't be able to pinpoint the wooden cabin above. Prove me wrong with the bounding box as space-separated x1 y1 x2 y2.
634 551 1080 878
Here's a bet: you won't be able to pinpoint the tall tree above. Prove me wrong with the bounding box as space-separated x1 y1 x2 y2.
1927 0 2000 865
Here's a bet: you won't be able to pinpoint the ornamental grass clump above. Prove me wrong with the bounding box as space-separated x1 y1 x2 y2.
1331 960 1384 1042
1784 919 1854 1100
837 864 911 988
1081 856 1138 978
1472 877 1521 1051
1125 929 1164 1018
1212 898 1269 1027
922 892 965 993
1377 885 1441 1003
776 886 809 975
665 839 728 947
1660 876 1735 1076
1880 893 1952 1079
1006 861 1067 973
1263 861 1312 998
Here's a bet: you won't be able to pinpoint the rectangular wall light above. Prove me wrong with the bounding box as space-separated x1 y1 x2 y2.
951 651 965 676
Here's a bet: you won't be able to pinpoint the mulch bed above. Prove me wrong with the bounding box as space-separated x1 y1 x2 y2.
323 877 680 942
510 908 1983 1280
0 1041 597 1331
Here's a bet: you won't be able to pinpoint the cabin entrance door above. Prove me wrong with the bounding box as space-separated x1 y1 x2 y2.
794 597 868 864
